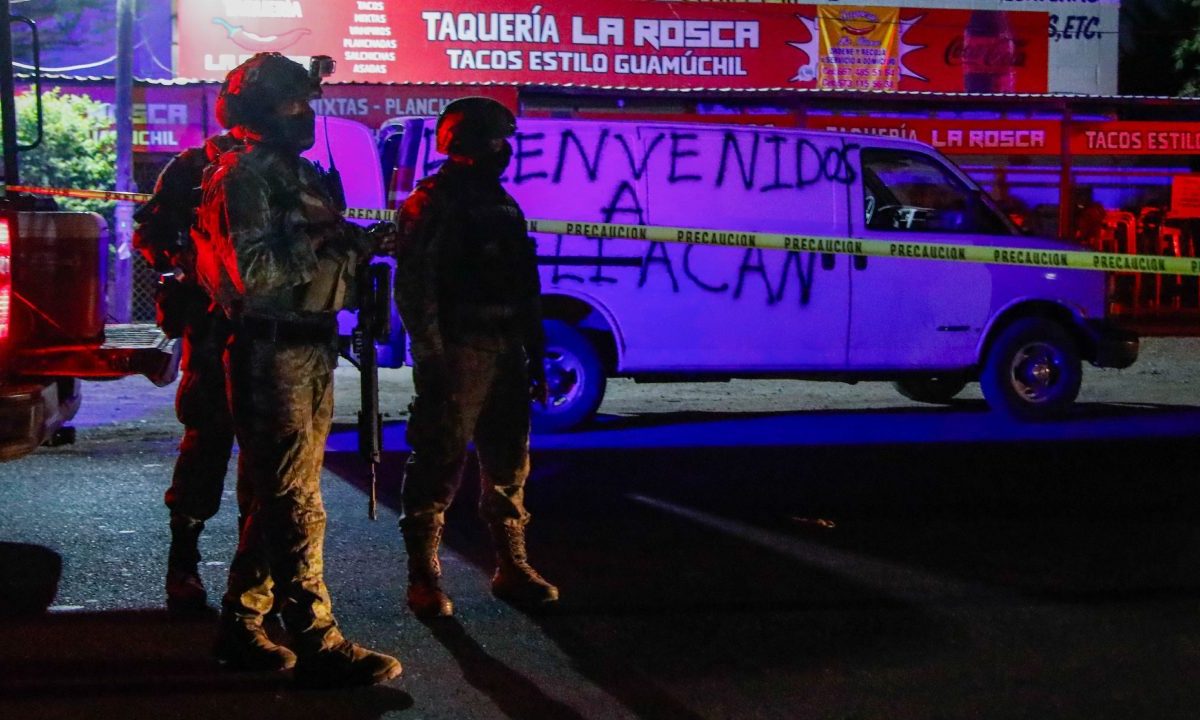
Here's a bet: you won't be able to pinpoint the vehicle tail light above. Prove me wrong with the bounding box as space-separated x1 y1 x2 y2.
0 214 11 342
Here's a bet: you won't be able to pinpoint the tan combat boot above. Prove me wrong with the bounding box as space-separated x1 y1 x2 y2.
166 515 208 616
293 638 403 688
214 615 297 672
489 519 559 607
402 522 454 618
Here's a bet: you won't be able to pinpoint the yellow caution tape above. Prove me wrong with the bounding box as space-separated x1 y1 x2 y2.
6 184 153 203
343 207 396 222
7 184 1198 277
7 184 402 222
527 219 1200 278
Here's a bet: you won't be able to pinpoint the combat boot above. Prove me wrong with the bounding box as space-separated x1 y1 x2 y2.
166 515 208 615
489 519 559 607
214 615 297 672
402 522 454 618
293 639 403 688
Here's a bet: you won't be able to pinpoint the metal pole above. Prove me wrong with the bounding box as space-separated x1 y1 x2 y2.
0 0 19 186
1058 104 1074 242
111 0 134 321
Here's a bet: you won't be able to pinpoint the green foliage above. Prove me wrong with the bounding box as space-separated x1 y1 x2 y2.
1172 0 1200 95
12 86 115 218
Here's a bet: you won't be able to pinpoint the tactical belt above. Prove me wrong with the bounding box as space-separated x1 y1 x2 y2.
238 314 338 345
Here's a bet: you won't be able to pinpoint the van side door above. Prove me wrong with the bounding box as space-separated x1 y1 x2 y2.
643 126 852 371
847 146 1008 370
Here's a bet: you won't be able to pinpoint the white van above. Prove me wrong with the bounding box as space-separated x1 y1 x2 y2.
383 117 1138 430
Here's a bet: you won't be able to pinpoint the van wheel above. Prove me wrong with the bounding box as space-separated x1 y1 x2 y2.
980 317 1081 420
893 376 968 405
532 320 606 433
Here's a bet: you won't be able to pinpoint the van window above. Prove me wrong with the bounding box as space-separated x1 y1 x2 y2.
862 149 1010 235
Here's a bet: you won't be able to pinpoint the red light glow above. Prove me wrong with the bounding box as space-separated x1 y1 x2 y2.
0 217 11 340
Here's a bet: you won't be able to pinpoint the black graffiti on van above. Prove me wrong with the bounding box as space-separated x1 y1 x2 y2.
415 123 842 307
419 125 859 191
546 235 819 307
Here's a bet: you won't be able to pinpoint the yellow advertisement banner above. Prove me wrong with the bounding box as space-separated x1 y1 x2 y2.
818 6 900 91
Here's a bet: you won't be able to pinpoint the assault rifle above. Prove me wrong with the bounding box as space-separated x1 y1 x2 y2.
353 261 391 520
310 54 389 518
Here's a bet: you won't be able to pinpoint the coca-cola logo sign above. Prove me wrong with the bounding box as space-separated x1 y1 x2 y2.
944 37 1029 69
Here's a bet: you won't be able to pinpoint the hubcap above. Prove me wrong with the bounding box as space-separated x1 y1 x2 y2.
542 347 584 412
1009 341 1061 402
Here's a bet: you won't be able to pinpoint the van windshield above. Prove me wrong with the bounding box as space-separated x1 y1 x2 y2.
862 149 1015 236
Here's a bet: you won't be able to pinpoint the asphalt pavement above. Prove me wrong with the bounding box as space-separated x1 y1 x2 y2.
1 369 1199 719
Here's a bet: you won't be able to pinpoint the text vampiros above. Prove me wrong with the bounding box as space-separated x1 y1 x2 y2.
421 11 760 50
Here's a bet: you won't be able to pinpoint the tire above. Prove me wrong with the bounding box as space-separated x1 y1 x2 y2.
531 320 607 433
893 375 968 405
980 317 1082 420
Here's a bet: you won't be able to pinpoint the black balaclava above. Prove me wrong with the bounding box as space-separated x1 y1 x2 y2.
471 139 513 179
255 102 316 153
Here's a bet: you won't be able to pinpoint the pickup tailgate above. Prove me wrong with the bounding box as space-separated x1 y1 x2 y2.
15 323 180 387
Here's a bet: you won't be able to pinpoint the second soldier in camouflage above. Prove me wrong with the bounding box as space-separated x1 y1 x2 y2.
133 130 242 616
394 97 559 619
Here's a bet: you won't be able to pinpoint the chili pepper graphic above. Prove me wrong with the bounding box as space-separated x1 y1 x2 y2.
212 17 311 52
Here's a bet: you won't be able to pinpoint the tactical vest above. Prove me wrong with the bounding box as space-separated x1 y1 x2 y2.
195 145 359 320
430 170 536 338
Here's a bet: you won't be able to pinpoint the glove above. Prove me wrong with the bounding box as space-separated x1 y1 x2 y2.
365 221 398 256
154 274 189 339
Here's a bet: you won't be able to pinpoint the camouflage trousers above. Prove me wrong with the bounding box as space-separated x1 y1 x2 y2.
223 336 342 652
400 344 532 533
164 311 235 525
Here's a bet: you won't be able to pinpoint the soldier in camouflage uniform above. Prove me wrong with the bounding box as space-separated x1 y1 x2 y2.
395 97 559 619
133 131 244 616
193 52 401 686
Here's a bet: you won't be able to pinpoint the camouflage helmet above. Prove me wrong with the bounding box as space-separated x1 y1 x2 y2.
435 97 516 156
216 52 318 130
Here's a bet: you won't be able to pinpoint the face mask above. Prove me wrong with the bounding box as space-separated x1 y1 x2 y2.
475 140 513 178
260 104 315 152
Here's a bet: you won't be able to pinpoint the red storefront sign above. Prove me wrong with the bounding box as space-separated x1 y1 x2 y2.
176 0 1049 93
809 116 1061 155
308 84 518 129
18 82 516 154
807 118 1200 157
19 82 209 154
1069 122 1200 156
1170 174 1200 219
